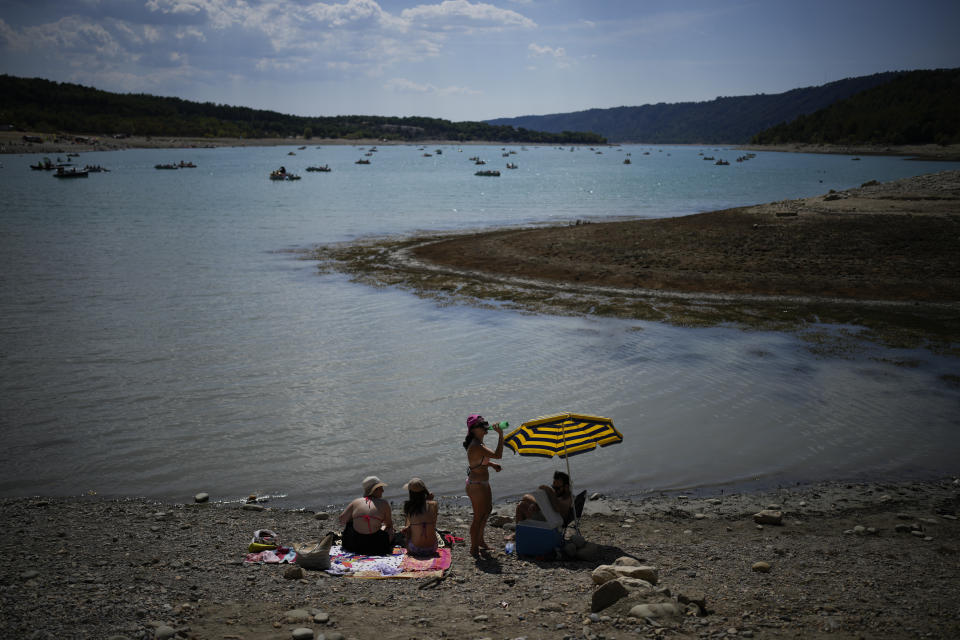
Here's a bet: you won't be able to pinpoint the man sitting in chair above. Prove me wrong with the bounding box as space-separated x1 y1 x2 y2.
516 471 573 524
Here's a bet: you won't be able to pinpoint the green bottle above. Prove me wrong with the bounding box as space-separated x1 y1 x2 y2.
488 420 509 431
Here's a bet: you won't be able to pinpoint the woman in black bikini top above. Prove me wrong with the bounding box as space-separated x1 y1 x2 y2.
462 413 504 557
338 476 394 555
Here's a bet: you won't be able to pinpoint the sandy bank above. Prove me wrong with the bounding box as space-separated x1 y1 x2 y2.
314 170 960 352
3 478 958 639
740 143 960 162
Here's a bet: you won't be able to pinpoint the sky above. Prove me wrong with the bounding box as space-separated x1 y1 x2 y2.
1 0 958 122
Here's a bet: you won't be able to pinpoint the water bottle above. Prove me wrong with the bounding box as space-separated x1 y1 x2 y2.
488 420 509 431
505 541 515 554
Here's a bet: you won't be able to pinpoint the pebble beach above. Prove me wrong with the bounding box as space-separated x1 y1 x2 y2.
3 477 959 640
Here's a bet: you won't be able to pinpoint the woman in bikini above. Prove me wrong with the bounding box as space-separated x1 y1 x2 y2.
402 477 439 557
338 475 394 555
463 413 504 556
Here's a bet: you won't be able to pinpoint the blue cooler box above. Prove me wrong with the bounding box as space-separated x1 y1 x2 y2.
515 523 562 556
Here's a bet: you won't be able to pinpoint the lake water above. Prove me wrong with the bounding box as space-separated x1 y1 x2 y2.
1 144 958 508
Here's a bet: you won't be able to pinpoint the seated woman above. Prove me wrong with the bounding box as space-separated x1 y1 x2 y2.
402 477 439 557
516 471 573 524
339 476 394 555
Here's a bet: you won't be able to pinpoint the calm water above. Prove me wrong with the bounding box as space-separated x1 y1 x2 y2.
1 144 958 507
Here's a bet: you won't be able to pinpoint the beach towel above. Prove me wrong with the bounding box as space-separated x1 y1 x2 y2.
244 547 298 564
399 548 452 573
325 544 452 579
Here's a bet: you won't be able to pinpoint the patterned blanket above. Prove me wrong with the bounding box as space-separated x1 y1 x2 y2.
326 545 452 578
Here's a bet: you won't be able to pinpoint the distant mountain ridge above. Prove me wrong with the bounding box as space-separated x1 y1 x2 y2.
486 72 905 144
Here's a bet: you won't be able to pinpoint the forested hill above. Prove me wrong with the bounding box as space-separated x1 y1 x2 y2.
0 75 605 145
750 68 960 145
486 72 903 144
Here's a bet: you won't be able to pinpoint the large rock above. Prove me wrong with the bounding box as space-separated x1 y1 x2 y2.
753 510 783 525
285 609 313 624
591 579 629 612
617 577 655 593
591 563 658 586
283 566 305 580
629 602 683 619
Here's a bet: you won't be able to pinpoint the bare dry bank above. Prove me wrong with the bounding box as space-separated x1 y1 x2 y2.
315 171 960 352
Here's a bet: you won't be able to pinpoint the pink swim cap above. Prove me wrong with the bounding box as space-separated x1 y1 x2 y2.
466 414 486 429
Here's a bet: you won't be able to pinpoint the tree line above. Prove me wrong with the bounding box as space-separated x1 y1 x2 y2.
0 75 606 145
750 68 960 146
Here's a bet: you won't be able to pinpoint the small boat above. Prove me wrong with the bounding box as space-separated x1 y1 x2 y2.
155 163 179 170
83 165 110 173
475 170 500 177
269 167 300 180
474 159 486 165
298 146 307 150
715 159 729 166
178 161 197 168
288 151 296 156
355 159 371 165
423 153 432 157
30 157 55 170
623 158 631 164
506 163 518 169
306 165 332 172
435 149 443 155
53 167 89 178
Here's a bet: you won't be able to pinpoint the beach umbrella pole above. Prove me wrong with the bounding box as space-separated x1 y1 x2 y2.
560 428 581 537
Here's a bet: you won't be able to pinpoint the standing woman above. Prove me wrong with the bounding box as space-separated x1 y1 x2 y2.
463 413 504 556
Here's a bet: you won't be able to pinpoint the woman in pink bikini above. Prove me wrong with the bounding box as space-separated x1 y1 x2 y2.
402 477 439 557
463 413 504 556
338 476 394 555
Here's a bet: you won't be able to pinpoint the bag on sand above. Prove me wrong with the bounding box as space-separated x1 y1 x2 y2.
295 532 335 570
248 529 280 553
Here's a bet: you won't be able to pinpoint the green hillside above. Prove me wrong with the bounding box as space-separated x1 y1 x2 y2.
750 68 960 145
0 75 605 145
486 72 905 143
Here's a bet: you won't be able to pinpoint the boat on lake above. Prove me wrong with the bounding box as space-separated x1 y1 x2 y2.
155 163 179 170
30 157 55 170
355 159 371 165
53 167 89 178
475 170 500 177
306 165 332 172
269 167 301 180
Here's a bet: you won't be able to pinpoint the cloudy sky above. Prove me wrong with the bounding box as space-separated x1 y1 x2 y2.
1 0 958 122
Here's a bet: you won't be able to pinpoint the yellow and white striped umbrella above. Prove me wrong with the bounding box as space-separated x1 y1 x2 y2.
504 412 622 459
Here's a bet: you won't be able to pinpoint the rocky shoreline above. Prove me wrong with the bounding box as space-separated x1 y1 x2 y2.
3 477 958 639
